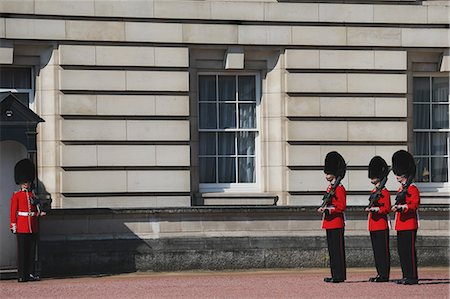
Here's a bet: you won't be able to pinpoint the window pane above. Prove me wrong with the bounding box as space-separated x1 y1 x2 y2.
431 104 449 129
219 103 236 129
200 157 216 183
199 103 217 129
218 76 236 101
239 104 256 129
238 157 255 183
413 104 430 129
0 67 31 89
238 76 255 102
238 131 255 155
413 77 430 103
199 132 216 155
431 132 448 155
431 157 448 182
199 75 216 102
414 132 429 155
415 157 430 182
218 157 236 183
432 77 449 102
218 132 235 155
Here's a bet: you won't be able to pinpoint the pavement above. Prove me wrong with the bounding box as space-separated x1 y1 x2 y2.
0 267 449 299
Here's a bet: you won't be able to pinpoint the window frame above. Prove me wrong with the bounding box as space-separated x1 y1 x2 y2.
412 73 449 192
197 72 261 193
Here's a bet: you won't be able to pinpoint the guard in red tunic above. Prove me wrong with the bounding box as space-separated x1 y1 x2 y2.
391 150 419 285
365 156 391 282
10 159 45 282
318 151 347 283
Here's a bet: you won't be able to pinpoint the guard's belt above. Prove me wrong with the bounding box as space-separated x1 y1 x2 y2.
17 211 35 216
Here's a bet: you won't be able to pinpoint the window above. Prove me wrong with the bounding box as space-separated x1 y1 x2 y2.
198 74 259 191
413 76 449 183
0 67 33 107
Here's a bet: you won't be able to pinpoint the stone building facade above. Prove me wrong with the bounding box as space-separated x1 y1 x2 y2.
0 0 448 275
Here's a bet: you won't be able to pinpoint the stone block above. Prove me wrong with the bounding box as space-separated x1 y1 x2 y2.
286 96 320 117
285 50 319 69
286 73 347 93
59 70 126 91
62 197 98 209
154 1 210 19
319 50 373 69
320 97 375 117
126 120 189 141
126 71 188 91
211 1 264 21
267 26 292 45
0 18 4 38
95 0 154 18
97 95 155 115
0 46 13 64
264 94 283 118
375 97 407 117
347 170 372 190
62 170 127 193
36 0 95 16
289 170 340 192
156 196 191 208
126 22 183 43
66 20 124 41
428 6 450 24
155 95 189 116
374 51 407 70
127 170 190 192
154 47 189 67
61 120 127 141
288 121 348 141
347 27 401 47
266 118 283 142
59 45 95 66
374 5 427 24
402 28 449 47
319 3 373 23
287 145 322 166
224 47 244 69
292 26 346 46
348 121 407 142
155 145 190 166
183 24 237 44
0 0 34 14
97 196 158 209
97 145 156 166
6 18 66 40
347 74 407 94
39 115 58 141
61 145 97 167
320 145 376 166
96 46 154 66
374 145 407 163
60 94 96 115
267 166 284 192
40 140 58 168
264 3 318 22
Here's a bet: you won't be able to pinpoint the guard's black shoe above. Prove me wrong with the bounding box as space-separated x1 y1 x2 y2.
402 278 418 285
373 276 389 282
369 275 380 282
324 277 344 283
395 278 406 284
18 277 28 283
28 274 40 281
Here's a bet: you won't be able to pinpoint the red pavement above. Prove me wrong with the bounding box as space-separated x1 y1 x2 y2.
1 267 449 299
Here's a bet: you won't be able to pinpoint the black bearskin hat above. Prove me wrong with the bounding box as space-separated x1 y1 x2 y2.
368 156 389 179
392 150 416 177
14 159 35 184
324 151 346 178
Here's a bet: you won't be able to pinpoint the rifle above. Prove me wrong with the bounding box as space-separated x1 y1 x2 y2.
320 175 343 210
394 175 414 212
366 171 389 210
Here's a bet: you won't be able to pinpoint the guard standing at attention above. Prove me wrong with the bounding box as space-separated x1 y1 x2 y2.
391 150 420 285
10 159 45 282
318 151 347 283
365 156 391 282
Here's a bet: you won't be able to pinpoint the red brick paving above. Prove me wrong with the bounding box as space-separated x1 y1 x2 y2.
1 267 449 299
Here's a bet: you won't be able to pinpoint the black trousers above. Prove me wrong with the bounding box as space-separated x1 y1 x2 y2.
370 229 390 278
17 233 38 279
397 230 418 279
326 228 346 280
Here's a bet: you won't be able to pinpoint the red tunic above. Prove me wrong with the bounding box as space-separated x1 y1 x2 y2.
322 184 346 229
10 190 39 234
368 188 391 231
394 184 420 231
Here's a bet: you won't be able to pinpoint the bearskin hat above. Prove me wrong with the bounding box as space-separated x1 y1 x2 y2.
324 151 346 178
368 156 389 179
14 159 35 184
392 150 416 177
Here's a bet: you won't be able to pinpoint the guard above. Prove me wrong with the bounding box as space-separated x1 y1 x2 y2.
365 156 391 282
391 150 420 285
10 159 45 282
318 151 347 283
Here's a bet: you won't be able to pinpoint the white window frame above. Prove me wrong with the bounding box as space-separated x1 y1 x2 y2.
198 72 261 193
0 66 35 110
413 74 450 193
